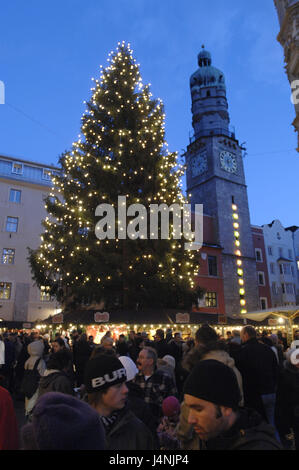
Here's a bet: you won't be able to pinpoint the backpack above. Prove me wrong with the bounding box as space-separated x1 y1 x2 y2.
21 357 42 399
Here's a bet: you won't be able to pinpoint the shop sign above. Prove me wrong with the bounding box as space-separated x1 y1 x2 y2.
176 313 190 324
22 323 32 329
52 313 63 324
268 318 278 326
94 312 110 323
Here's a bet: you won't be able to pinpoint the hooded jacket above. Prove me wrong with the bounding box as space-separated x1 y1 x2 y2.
24 340 46 415
38 370 74 398
177 406 281 450
104 406 154 450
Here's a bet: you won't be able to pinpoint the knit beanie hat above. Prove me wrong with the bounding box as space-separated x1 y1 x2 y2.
184 359 241 409
84 355 127 393
162 396 181 417
21 392 105 450
118 356 138 382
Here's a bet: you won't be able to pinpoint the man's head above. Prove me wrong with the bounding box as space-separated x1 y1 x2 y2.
47 350 71 372
195 324 218 347
118 334 126 343
137 347 157 375
52 337 66 353
174 332 182 343
88 336 94 343
240 326 256 344
84 354 128 417
184 360 240 441
155 329 164 342
101 337 114 350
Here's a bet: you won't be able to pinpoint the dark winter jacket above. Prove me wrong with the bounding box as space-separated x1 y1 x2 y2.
126 381 159 448
275 360 299 435
104 406 154 450
38 370 74 398
235 338 278 415
153 339 169 359
177 406 281 450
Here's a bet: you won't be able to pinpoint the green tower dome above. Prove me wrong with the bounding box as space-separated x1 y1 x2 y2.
190 46 226 91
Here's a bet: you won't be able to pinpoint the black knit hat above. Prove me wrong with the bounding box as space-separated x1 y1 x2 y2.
84 355 127 393
184 359 240 409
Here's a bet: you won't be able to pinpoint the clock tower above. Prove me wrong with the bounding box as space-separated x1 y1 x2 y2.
186 47 260 316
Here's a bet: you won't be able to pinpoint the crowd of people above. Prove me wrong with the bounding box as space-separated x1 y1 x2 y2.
0 324 299 451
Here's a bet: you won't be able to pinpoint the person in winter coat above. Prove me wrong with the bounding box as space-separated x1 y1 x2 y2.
235 326 278 427
84 354 154 450
73 334 92 387
24 340 46 417
275 345 299 449
153 329 170 358
38 350 74 398
181 360 281 450
0 386 19 450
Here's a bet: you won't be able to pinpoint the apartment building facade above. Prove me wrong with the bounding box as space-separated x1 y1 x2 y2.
262 219 299 307
0 155 61 322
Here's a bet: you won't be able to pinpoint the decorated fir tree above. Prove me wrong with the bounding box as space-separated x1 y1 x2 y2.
29 42 202 311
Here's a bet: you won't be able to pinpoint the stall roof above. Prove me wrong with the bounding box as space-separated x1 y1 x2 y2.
240 306 299 322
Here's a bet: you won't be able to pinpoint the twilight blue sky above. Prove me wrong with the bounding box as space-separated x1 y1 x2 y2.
0 0 298 227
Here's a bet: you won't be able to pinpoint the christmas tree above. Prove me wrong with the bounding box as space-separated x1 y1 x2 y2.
29 42 202 311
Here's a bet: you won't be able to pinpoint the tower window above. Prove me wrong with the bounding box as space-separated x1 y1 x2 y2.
207 90 211 97
208 255 218 276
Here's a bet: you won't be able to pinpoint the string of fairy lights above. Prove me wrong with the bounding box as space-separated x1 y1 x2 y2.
32 41 198 299
232 203 247 314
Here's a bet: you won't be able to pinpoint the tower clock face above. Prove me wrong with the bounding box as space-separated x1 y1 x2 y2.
191 151 208 178
219 151 237 173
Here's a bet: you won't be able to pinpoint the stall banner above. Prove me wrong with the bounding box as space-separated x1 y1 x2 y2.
268 318 278 326
94 312 110 323
22 323 32 329
176 313 190 324
52 313 64 324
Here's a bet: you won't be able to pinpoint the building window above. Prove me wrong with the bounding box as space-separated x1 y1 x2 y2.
208 256 218 277
260 298 268 310
258 272 265 286
12 162 23 175
291 265 295 277
288 249 293 260
2 249 15 264
279 247 283 257
272 282 277 295
6 217 18 232
255 248 263 262
286 283 294 295
42 169 52 180
0 282 11 299
279 264 283 275
277 232 281 240
268 246 273 256
40 286 51 302
9 189 21 203
270 263 275 274
205 292 217 307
